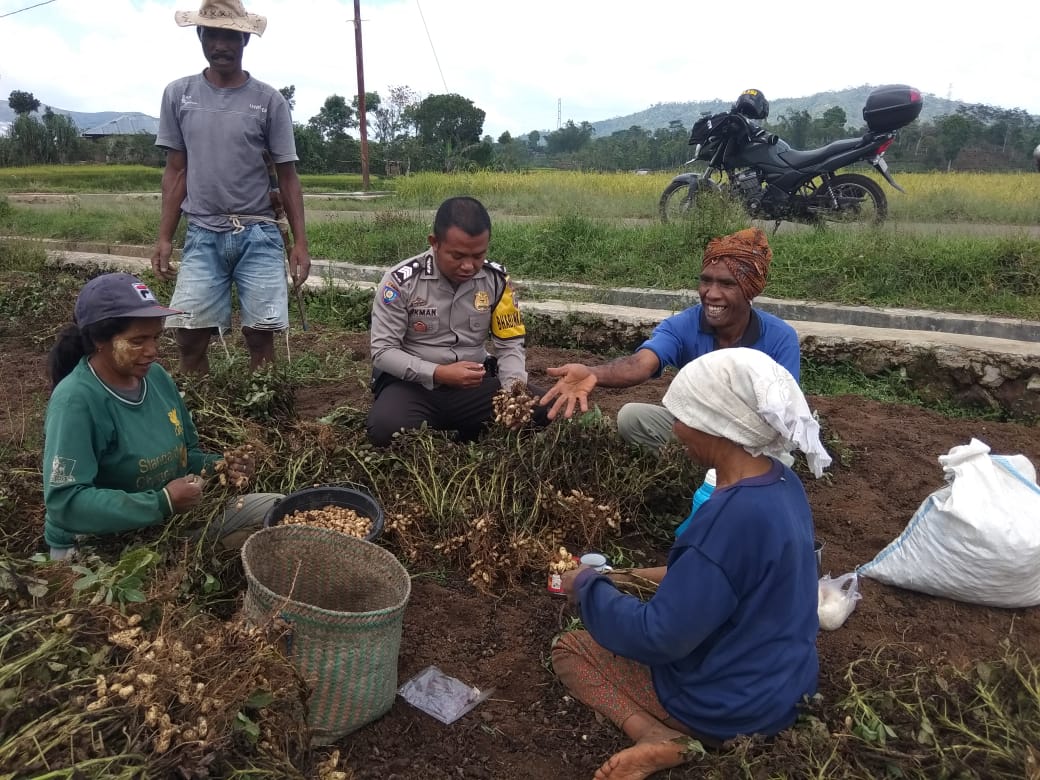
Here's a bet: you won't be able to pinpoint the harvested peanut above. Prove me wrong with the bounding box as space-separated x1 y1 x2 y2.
282 505 374 538
219 443 256 490
492 383 541 429
548 545 579 574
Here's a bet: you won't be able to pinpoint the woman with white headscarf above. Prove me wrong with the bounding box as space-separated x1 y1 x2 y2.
553 348 830 780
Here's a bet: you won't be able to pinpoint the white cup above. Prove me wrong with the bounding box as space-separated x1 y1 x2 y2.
580 552 609 571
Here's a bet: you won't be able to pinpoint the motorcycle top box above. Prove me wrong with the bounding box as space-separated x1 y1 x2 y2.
863 85 924 132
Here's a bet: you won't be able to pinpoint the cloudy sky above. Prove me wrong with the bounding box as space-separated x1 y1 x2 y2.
1 0 1036 137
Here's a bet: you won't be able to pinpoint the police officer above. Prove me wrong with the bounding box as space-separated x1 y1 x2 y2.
367 196 547 446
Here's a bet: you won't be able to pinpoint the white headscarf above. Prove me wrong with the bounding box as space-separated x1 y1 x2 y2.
662 348 832 477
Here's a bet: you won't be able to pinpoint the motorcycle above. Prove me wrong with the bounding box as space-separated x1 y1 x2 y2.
659 85 923 227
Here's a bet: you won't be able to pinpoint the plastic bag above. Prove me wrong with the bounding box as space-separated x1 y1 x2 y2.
397 665 493 725
858 438 1040 608
817 573 861 631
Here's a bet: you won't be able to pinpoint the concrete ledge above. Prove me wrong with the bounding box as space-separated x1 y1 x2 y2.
312 260 1040 345
520 300 1039 360
39 248 1040 361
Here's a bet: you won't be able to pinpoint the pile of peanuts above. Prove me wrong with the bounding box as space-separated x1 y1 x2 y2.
492 383 540 428
281 505 373 538
217 444 255 489
548 545 579 574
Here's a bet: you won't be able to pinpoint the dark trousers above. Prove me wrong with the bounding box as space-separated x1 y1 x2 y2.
367 376 549 446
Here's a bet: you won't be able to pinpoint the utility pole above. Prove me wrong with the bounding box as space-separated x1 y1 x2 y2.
557 98 561 129
353 0 370 190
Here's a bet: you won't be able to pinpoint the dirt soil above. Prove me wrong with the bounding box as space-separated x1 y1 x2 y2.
3 329 1040 779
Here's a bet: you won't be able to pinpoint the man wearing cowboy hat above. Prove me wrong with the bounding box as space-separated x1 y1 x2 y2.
151 0 310 374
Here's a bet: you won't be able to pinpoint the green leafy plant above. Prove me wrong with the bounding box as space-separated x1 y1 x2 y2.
70 548 160 607
233 690 277 745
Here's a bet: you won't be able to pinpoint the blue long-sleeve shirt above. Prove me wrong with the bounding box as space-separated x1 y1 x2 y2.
575 459 819 741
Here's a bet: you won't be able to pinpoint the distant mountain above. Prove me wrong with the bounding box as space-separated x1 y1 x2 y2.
587 85 1023 137
0 100 158 135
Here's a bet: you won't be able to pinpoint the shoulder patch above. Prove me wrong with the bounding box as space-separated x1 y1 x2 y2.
484 259 508 276
391 258 424 286
491 281 526 340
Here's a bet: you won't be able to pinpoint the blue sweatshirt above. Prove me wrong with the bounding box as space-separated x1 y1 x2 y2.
576 459 819 741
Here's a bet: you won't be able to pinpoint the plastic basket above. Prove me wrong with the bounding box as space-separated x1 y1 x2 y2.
241 525 411 744
263 485 385 542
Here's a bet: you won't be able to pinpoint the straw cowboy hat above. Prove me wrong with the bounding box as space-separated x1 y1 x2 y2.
175 0 267 37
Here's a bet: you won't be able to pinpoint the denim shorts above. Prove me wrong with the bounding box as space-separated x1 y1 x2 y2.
166 222 289 332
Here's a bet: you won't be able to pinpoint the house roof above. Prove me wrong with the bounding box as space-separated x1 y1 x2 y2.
81 115 160 137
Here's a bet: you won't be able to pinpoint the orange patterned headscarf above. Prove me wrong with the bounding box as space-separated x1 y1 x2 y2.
701 227 773 301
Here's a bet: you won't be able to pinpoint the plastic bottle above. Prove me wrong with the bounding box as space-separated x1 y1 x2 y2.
675 469 716 537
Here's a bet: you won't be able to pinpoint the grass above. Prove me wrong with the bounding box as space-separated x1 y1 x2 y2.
15 213 1038 318
0 164 163 193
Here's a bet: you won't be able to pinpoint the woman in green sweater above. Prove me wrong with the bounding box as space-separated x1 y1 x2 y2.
43 272 277 559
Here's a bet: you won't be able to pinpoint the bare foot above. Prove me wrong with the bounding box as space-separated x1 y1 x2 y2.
593 725 692 780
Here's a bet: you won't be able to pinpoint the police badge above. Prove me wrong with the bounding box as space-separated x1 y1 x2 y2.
474 291 490 312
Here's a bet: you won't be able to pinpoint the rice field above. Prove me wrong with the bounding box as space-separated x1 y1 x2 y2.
3 165 1040 224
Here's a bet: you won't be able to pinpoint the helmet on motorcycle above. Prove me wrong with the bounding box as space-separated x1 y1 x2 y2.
733 89 769 120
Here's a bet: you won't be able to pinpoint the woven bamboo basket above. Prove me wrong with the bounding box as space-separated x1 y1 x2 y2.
241 525 411 744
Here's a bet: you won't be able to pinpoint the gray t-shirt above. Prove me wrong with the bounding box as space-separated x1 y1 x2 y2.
156 72 298 232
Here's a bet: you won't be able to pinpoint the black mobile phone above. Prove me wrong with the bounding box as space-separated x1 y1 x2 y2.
483 356 499 377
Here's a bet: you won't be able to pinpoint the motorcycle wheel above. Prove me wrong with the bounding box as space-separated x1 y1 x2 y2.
801 173 887 225
659 178 722 223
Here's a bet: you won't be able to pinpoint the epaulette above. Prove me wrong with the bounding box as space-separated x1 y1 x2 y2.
483 259 508 276
391 255 427 285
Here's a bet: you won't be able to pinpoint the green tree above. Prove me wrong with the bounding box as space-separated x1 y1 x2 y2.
545 120 594 154
935 113 975 169
497 130 512 145
373 85 418 145
527 130 541 150
656 120 691 169
8 90 41 116
325 135 361 173
352 91 381 118
279 85 296 111
988 108 1031 154
8 114 53 164
96 134 163 166
492 136 532 171
409 93 486 170
292 124 326 173
461 136 494 168
813 106 848 143
308 95 355 142
42 108 81 164
776 109 812 148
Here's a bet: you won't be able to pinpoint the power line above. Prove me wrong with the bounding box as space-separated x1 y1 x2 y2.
0 0 58 19
414 0 447 93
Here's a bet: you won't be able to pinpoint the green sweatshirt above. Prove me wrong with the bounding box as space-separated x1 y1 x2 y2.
43 358 220 549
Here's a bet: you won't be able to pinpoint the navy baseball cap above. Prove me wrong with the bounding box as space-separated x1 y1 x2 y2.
74 273 182 328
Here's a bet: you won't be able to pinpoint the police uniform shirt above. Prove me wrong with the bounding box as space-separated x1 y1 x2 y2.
370 250 528 390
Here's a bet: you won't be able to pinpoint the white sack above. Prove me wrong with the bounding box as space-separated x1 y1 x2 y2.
858 438 1040 608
